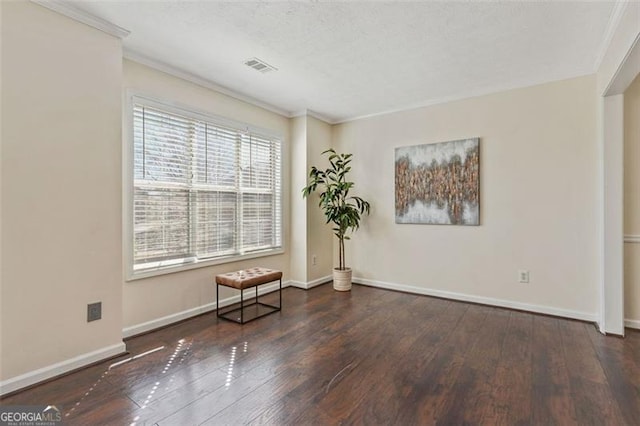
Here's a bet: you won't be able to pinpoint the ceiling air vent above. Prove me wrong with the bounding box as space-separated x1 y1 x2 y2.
244 57 277 73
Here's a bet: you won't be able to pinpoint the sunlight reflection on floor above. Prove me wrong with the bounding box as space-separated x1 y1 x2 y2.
225 346 237 388
129 339 192 426
59 338 196 426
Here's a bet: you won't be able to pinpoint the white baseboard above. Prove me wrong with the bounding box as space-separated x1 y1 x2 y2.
0 342 126 396
625 319 640 330
122 280 291 338
290 275 332 290
353 277 598 323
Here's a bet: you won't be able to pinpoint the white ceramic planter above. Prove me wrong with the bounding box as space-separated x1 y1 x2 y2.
333 268 352 291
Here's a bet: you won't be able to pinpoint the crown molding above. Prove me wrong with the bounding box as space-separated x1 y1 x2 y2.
308 110 335 125
124 49 293 119
291 109 336 124
30 0 130 39
593 1 629 72
603 31 640 96
334 72 594 125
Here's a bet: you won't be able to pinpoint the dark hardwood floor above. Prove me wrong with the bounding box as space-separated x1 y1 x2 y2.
2 283 640 425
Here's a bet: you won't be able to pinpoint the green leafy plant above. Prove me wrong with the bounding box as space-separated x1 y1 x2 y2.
302 149 371 271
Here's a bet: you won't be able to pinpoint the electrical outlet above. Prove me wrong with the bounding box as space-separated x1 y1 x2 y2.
87 302 102 322
518 270 530 283
312 255 317 266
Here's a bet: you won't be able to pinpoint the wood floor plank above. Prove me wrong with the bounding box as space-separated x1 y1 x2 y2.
394 303 488 424
341 296 459 424
530 315 579 426
251 290 410 424
64 394 140 426
560 320 627 425
2 284 639 426
437 306 511 424
479 311 535 425
131 367 232 424
156 356 292 425
301 293 427 423
199 366 310 425
586 325 640 425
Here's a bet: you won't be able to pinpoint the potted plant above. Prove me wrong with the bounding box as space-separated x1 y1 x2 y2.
302 149 370 291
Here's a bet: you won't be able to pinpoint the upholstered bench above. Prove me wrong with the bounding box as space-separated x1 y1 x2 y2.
215 267 282 324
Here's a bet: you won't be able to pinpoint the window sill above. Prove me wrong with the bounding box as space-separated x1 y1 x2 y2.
126 248 285 282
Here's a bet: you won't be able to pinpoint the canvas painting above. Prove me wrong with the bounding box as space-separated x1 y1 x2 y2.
395 138 480 225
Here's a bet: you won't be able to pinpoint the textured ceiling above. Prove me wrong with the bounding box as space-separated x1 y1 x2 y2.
69 1 617 123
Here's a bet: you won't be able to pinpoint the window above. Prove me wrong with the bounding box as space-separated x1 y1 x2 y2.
127 96 282 278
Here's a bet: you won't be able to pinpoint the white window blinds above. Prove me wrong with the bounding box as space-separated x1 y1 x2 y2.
131 100 282 275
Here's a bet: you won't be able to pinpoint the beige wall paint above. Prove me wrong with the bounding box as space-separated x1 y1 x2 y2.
625 74 640 234
122 60 291 328
306 116 334 281
289 114 333 284
333 76 599 317
624 244 640 323
290 115 308 283
1 1 124 380
624 74 640 322
0 0 4 375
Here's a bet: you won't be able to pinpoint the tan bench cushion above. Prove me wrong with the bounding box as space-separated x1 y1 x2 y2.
215 267 283 290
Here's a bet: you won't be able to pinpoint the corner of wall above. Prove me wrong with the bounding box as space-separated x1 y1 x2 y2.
1 0 124 389
290 115 309 283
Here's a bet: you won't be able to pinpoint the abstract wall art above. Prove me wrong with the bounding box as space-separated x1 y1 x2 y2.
395 138 480 225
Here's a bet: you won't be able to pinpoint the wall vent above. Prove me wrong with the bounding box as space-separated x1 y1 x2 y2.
244 57 277 73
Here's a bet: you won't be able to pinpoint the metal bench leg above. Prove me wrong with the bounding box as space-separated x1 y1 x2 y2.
216 283 219 318
279 278 282 309
240 288 244 324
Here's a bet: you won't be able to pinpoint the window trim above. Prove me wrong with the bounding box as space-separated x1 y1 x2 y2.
123 92 284 281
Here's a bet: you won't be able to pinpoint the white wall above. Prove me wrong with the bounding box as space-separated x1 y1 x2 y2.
1 1 124 383
333 75 599 319
122 60 291 329
624 74 640 324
